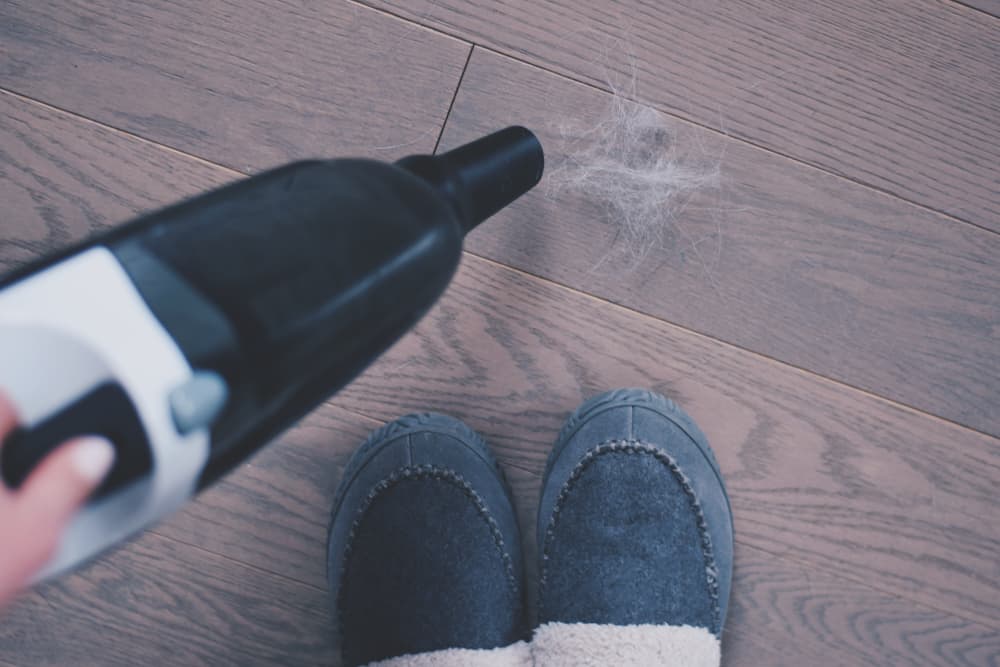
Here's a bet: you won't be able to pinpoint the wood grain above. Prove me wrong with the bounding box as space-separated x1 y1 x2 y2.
725 547 1000 667
2 46 1000 667
362 0 1000 229
0 0 470 171
438 49 1000 438
0 91 236 271
0 532 336 666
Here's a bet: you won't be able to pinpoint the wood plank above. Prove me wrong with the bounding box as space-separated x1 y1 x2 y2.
439 49 1000 438
725 547 1000 667
0 532 335 666
363 0 1000 229
4 85 998 666
0 0 470 171
0 91 236 272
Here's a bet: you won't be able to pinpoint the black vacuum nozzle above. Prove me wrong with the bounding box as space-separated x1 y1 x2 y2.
397 126 544 233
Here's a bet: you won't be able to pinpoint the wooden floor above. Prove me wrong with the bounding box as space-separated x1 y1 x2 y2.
1 1 998 665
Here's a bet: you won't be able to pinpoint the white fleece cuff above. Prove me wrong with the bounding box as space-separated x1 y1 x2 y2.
531 622 720 667
368 623 720 667
368 640 532 666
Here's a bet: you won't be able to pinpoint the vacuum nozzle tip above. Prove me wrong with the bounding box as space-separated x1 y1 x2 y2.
399 126 544 233
440 126 544 231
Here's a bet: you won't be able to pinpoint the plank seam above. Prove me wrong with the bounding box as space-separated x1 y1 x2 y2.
733 539 1000 631
433 45 476 155
144 529 327 593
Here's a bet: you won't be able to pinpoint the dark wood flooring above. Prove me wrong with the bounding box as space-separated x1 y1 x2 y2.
1 1 998 665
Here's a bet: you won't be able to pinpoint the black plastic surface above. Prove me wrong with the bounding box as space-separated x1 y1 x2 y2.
109 158 467 487
399 126 543 232
0 127 544 493
0 382 152 499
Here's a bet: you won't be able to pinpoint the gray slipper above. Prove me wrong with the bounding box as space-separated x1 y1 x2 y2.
327 413 527 666
537 389 734 636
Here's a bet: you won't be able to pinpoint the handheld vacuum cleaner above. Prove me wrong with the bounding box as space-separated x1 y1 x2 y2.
0 126 544 581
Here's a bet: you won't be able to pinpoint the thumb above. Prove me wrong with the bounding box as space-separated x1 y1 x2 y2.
10 437 115 573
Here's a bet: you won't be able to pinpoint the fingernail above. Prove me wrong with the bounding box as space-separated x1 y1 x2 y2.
71 437 115 483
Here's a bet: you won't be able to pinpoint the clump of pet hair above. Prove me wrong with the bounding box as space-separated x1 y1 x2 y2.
547 71 720 264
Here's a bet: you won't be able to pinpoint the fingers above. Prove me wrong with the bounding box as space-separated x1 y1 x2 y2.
0 392 116 606
4 437 115 587
17 436 115 531
0 391 19 439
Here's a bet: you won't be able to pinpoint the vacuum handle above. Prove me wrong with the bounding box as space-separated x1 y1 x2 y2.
0 250 215 581
0 382 152 499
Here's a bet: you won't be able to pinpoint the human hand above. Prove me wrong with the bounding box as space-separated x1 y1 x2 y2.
0 393 114 608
